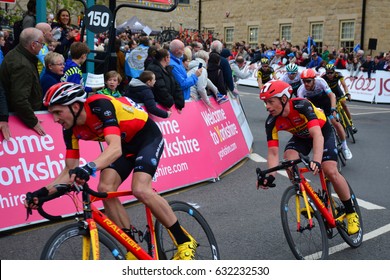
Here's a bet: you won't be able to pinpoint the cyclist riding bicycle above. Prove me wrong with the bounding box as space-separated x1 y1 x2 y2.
321 64 358 133
257 57 277 89
257 80 360 235
280 63 302 97
297 68 353 160
24 82 197 260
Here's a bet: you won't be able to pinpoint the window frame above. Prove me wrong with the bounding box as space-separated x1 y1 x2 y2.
279 24 292 42
248 26 259 49
310 22 323 54
340 20 355 53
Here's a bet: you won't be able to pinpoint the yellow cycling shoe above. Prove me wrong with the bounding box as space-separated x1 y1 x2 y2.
172 235 198 260
346 212 360 235
125 251 138 260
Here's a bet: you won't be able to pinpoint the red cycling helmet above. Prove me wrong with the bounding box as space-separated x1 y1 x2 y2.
300 68 317 79
43 82 87 107
259 80 293 101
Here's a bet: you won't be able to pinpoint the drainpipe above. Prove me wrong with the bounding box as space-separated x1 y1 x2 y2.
361 0 366 49
198 0 201 31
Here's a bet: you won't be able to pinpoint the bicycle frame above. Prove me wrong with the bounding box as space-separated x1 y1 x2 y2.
337 99 352 128
81 190 156 260
294 167 345 229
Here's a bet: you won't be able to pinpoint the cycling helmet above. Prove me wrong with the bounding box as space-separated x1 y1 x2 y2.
259 80 292 101
43 82 87 107
300 68 317 79
286 63 298 73
325 64 336 71
261 58 269 65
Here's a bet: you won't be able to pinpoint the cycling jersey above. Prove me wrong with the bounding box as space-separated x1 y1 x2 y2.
321 71 346 99
280 72 302 97
297 77 333 116
257 66 275 84
64 94 148 159
265 98 337 162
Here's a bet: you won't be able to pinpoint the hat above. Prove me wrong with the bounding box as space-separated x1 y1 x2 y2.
287 52 295 57
311 52 317 56
275 49 285 56
220 48 232 58
302 53 309 59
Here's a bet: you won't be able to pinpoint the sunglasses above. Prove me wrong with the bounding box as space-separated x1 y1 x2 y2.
288 72 297 75
302 79 314 84
326 72 335 75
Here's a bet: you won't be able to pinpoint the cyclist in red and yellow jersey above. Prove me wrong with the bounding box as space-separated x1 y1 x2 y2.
25 82 197 260
257 80 359 235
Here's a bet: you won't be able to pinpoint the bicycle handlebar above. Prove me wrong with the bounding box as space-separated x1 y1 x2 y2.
27 183 109 221
256 153 312 184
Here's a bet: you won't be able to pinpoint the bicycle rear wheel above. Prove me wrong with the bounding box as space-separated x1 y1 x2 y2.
327 181 363 247
280 186 329 260
339 109 356 144
40 223 125 260
155 201 220 260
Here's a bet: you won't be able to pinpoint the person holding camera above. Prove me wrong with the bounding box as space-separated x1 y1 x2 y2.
334 52 347 69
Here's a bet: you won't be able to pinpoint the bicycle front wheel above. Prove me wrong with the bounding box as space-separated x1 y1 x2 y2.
280 186 329 260
327 180 363 247
40 223 125 260
155 201 220 260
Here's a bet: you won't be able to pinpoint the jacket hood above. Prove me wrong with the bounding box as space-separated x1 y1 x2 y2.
188 58 206 70
129 78 148 88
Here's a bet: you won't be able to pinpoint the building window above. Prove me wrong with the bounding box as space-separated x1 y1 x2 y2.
248 26 259 49
224 27 234 49
280 24 291 42
311 22 323 53
340 20 355 53
179 0 190 4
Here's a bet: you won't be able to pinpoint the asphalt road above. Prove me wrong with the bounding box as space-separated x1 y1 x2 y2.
1 85 390 260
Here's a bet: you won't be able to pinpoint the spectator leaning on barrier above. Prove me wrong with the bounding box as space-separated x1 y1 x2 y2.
0 79 11 140
125 70 171 119
0 27 46 136
169 39 201 101
230 55 256 84
35 22 54 76
146 48 184 113
97 70 122 98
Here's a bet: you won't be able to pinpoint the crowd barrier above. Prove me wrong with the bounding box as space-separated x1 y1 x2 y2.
237 63 390 104
0 97 253 232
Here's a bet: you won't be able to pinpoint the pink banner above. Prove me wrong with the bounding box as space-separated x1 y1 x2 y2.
0 98 249 231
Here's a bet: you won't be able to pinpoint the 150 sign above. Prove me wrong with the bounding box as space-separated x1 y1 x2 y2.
85 5 113 33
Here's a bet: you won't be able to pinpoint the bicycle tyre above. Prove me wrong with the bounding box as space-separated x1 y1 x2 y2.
346 125 356 143
339 109 356 144
280 186 329 260
327 181 363 248
155 201 220 260
40 223 126 260
332 124 346 170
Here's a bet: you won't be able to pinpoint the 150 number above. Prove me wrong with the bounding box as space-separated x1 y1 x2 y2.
87 11 110 27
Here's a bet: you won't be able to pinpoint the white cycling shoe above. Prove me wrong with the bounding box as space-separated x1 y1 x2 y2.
342 147 353 160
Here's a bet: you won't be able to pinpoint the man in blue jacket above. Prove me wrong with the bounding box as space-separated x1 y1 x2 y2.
169 39 201 100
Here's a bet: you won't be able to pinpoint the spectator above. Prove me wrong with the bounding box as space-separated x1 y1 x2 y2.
0 27 46 135
2 31 13 56
373 55 385 72
146 48 184 112
144 44 158 69
207 52 227 96
270 49 287 67
321 45 330 63
360 55 374 79
346 54 361 78
35 22 54 76
169 39 201 100
210 40 236 95
0 80 11 140
295 51 305 66
97 70 122 97
230 55 255 84
334 52 347 69
40 52 65 94
23 0 36 29
114 38 126 92
328 53 336 65
306 52 323 69
383 52 390 71
125 70 171 118
51 8 77 58
356 49 365 64
61 42 94 93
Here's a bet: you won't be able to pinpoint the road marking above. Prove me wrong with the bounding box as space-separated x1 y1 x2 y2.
306 223 390 259
250 153 386 210
353 110 390 116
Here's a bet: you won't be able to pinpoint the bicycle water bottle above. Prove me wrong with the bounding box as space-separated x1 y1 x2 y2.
112 248 124 260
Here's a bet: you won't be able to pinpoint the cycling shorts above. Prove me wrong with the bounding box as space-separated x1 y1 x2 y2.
103 118 164 182
284 121 338 162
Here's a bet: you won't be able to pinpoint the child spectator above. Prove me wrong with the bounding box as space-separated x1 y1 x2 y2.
97 70 122 97
61 42 99 93
125 70 171 118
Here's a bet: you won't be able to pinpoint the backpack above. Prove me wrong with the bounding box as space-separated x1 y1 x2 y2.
12 18 24 47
